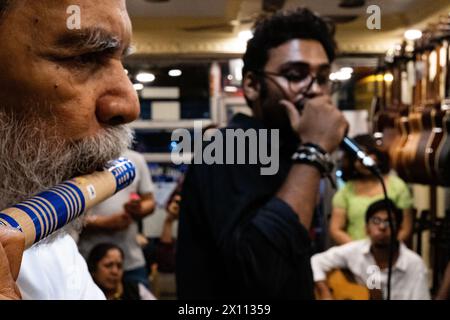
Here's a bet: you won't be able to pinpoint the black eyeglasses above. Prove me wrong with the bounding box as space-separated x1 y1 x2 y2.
370 216 395 228
257 62 332 93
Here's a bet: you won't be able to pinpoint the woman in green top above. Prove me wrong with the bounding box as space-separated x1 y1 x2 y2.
330 134 413 245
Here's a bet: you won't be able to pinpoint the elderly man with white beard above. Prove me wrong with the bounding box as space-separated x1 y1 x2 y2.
0 0 139 299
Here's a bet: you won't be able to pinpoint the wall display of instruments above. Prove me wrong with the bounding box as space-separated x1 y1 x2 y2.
0 158 136 248
372 15 450 186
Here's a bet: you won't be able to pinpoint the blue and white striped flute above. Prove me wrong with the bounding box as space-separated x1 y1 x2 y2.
0 157 136 248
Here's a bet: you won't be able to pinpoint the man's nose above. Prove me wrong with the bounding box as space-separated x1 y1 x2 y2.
379 223 388 231
308 78 324 96
96 63 140 126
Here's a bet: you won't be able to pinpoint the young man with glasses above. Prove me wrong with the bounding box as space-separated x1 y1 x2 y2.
176 8 348 299
311 199 430 300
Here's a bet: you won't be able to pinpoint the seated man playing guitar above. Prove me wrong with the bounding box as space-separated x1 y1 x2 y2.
312 199 430 300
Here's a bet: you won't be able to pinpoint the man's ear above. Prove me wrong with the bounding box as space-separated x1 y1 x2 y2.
243 72 261 102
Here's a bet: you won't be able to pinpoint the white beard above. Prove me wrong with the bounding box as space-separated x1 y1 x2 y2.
0 109 134 245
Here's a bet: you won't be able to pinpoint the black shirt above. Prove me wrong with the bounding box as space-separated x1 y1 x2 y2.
176 113 315 299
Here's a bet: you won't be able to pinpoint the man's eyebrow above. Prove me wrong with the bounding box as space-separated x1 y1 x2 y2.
53 27 122 53
280 61 331 69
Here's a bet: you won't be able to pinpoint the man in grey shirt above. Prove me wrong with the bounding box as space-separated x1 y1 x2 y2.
78 149 156 288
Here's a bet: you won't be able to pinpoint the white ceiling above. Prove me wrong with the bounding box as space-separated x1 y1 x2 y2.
127 0 228 18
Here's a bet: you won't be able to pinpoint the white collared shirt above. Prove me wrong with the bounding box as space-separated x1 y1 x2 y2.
311 239 431 300
17 233 105 300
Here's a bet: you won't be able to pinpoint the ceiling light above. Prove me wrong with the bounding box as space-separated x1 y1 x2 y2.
168 69 182 77
136 72 155 83
340 67 354 74
335 71 352 81
384 73 394 82
404 29 422 41
133 83 144 91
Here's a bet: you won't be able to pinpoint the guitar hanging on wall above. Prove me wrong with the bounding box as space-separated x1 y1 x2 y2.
389 18 450 186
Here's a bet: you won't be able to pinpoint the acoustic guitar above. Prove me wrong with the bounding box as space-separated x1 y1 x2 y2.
425 20 450 184
400 28 437 183
391 113 411 178
371 65 398 138
398 47 427 182
324 269 383 300
434 14 450 187
414 37 442 184
390 55 413 177
436 100 450 185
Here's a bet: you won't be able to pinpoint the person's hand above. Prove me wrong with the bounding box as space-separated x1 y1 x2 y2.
124 199 147 220
124 194 156 220
166 195 181 223
0 226 25 300
315 281 334 300
280 96 348 153
136 233 149 248
90 213 133 231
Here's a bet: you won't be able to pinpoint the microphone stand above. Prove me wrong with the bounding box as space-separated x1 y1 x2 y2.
298 102 396 300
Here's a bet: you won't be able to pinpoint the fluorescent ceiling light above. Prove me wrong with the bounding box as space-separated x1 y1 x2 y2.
340 67 354 74
168 69 182 77
330 71 352 81
133 83 144 91
136 72 155 83
404 29 422 41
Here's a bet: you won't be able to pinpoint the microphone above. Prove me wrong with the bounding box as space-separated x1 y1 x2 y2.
341 137 380 175
295 98 381 175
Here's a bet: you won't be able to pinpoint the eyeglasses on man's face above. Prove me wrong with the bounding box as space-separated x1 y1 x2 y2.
370 216 395 228
257 61 332 94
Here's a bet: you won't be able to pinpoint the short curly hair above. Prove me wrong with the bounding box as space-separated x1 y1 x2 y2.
242 7 337 77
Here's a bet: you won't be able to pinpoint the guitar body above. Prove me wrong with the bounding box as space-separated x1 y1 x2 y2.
390 115 410 177
325 269 382 300
399 110 423 182
426 107 445 182
413 105 434 183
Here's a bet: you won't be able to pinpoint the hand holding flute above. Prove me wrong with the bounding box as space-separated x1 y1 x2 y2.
0 158 136 299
